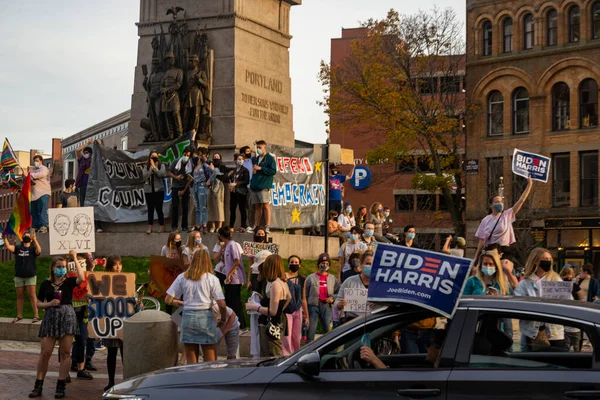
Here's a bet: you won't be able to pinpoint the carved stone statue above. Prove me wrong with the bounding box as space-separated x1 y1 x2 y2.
143 57 166 141
161 49 184 139
183 54 209 133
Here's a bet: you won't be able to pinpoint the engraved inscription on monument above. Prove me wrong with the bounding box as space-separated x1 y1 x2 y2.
241 69 290 125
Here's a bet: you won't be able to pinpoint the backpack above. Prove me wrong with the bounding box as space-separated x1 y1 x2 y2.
284 278 302 314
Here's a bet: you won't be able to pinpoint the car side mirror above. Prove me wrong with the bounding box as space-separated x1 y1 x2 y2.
296 351 321 377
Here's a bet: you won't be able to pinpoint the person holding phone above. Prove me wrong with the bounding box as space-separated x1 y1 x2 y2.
463 251 511 296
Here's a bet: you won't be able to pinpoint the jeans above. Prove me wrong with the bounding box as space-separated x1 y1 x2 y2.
400 328 433 354
225 284 245 330
565 330 581 352
230 191 248 229
31 194 49 229
171 187 190 230
282 309 303 355
307 303 332 342
145 191 164 226
71 309 88 365
192 184 208 227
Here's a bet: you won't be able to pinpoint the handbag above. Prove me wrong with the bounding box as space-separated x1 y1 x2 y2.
531 327 551 352
265 283 284 341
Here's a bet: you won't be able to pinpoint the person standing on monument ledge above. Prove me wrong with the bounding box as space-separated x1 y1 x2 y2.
30 154 51 233
249 140 277 233
161 48 184 139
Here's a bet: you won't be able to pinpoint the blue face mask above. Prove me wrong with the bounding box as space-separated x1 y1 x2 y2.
481 266 496 277
181 156 189 163
363 265 372 277
493 203 504 213
351 234 359 241
54 267 67 278
365 229 374 237
407 232 416 241
346 207 352 214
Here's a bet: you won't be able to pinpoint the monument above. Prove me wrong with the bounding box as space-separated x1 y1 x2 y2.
131 0 301 153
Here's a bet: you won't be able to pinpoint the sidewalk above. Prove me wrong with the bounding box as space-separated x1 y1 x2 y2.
0 340 121 399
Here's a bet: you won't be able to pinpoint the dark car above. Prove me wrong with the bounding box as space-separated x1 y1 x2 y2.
104 297 600 400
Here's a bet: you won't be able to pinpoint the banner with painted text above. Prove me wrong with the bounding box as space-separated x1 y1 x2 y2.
268 144 325 229
86 272 136 339
512 148 551 183
367 243 472 318
85 133 193 222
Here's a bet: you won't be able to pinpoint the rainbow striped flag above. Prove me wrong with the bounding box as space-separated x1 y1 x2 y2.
3 173 32 240
1 138 18 169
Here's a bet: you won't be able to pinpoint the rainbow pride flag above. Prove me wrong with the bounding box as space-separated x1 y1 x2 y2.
1 138 18 169
3 173 32 240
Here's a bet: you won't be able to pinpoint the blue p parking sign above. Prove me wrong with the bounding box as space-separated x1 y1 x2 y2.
351 166 372 190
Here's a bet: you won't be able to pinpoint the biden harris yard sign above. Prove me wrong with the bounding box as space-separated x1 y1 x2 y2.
512 149 551 183
350 166 372 190
367 243 472 318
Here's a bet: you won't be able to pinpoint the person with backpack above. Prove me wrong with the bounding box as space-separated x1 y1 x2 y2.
282 255 308 355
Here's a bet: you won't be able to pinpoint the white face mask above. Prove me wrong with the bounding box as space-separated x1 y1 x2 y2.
83 153 90 159
34 161 40 168
236 159 244 166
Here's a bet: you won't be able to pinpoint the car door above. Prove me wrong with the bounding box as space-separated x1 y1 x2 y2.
261 309 467 400
447 307 600 400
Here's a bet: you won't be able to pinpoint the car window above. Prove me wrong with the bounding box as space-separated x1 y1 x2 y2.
466 312 595 370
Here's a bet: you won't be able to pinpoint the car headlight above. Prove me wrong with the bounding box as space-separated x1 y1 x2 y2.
102 392 148 400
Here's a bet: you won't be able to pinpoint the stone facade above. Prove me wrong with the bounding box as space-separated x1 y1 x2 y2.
130 0 301 155
466 0 600 268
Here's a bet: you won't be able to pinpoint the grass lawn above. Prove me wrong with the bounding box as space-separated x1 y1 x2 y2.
0 256 337 326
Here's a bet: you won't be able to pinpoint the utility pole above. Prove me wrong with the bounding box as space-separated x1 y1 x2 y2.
324 131 330 254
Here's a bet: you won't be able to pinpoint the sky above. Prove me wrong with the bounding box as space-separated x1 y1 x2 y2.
0 0 464 152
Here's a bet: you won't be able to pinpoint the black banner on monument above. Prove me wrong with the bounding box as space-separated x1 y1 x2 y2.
268 144 325 230
86 133 193 223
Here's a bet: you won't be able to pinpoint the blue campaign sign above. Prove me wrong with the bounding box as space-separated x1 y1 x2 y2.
367 243 472 318
350 166 372 190
512 148 551 183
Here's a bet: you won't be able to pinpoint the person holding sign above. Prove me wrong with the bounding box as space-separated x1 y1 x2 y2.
463 252 511 296
103 255 125 392
474 176 533 262
335 252 374 323
29 251 85 399
142 151 168 234
514 248 564 351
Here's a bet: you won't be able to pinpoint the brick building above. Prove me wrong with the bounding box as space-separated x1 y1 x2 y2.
465 0 600 271
329 27 466 250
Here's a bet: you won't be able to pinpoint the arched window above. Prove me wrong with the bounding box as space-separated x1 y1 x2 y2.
552 82 570 131
580 79 599 128
593 2 600 40
547 9 558 46
513 88 530 134
569 6 581 43
503 18 513 53
488 91 504 136
523 14 535 49
482 20 493 56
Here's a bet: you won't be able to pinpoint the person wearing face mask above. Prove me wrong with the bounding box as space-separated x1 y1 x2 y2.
183 230 208 267
190 149 215 233
219 226 247 332
304 253 340 342
463 252 511 296
168 146 195 233
361 222 377 251
381 205 399 243
474 176 533 262
75 142 93 207
229 153 250 232
282 255 309 355
208 153 228 233
337 202 356 238
161 232 184 259
5 230 41 323
143 151 168 234
30 154 51 233
514 248 565 351
341 252 363 282
335 252 376 323
328 163 356 216
248 250 272 292
355 205 368 230
239 146 256 233
401 225 418 248
29 251 85 399
338 226 367 282
253 226 268 243
249 140 277 233
368 202 391 243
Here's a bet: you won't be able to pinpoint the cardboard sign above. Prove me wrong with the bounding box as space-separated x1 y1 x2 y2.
86 272 136 339
344 287 369 313
48 207 96 255
340 148 355 165
148 255 186 298
367 243 472 318
242 241 280 257
512 149 551 183
541 280 573 300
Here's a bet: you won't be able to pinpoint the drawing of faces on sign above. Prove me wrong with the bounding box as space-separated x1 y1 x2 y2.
53 214 71 236
73 213 93 237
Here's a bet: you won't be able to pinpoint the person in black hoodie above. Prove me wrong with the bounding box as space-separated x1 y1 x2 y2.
228 153 250 232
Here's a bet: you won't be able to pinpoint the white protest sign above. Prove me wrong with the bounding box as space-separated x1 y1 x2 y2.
344 287 369 313
48 207 96 255
541 280 572 300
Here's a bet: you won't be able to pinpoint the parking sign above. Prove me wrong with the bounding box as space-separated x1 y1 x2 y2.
350 166 372 190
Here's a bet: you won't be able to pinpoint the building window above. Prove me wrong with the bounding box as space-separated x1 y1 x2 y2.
395 195 414 212
487 157 504 200
512 174 527 205
396 156 416 174
580 151 598 207
579 79 598 128
503 18 513 53
569 6 581 43
547 9 558 46
487 91 504 136
552 82 570 131
418 234 438 251
482 20 492 56
438 194 448 211
552 153 570 207
416 194 437 211
418 78 437 94
593 2 600 40
416 157 433 173
513 88 529 134
121 136 128 150
66 161 75 181
523 14 534 49
440 76 461 93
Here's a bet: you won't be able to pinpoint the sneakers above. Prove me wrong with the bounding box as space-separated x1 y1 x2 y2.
246 226 255 233
95 341 105 350
85 358 97 371
77 370 93 380
38 226 48 234
265 226 270 233
96 228 103 233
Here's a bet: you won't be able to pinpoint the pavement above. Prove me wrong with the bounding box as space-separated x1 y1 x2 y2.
0 340 121 399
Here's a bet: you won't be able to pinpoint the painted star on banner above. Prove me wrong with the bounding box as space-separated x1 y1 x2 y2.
291 207 301 223
314 162 323 173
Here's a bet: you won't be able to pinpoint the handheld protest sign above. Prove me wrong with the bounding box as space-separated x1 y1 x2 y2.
48 207 96 255
512 149 551 183
541 281 572 300
242 241 280 257
148 255 185 298
367 243 472 318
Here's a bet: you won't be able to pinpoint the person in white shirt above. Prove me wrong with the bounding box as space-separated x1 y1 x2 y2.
337 202 356 238
166 248 227 363
337 226 367 282
182 230 208 267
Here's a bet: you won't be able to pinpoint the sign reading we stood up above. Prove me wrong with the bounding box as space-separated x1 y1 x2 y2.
86 272 137 339
48 207 95 255
512 149 551 183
